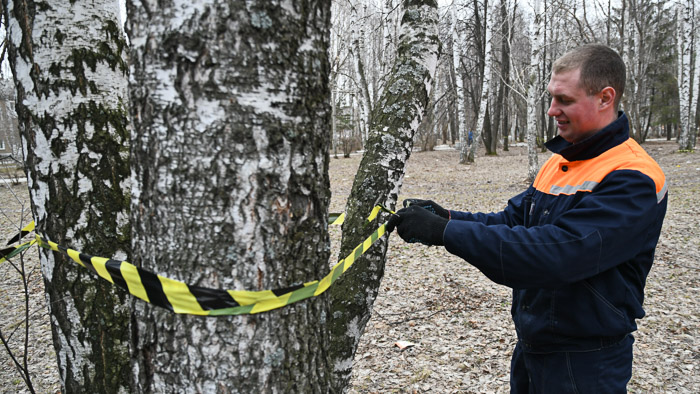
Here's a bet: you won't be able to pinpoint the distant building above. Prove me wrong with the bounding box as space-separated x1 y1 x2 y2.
0 79 21 160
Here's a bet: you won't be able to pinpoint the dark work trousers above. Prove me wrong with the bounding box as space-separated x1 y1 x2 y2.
510 335 634 393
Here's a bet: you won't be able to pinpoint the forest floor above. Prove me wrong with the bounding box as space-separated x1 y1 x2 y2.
0 140 698 393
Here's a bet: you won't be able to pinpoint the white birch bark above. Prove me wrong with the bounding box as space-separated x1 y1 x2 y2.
0 81 22 159
677 0 695 151
382 0 400 75
351 2 372 146
371 0 402 102
432 63 442 143
329 0 440 390
526 0 543 182
330 3 350 157
332 82 339 156
691 2 700 148
127 0 332 391
623 0 637 137
464 0 495 163
452 7 467 156
3 0 132 392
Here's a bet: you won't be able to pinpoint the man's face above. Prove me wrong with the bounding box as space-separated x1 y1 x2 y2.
546 68 609 144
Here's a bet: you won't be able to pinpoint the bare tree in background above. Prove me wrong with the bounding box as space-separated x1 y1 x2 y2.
452 6 468 157
677 0 698 151
465 0 495 163
526 0 545 182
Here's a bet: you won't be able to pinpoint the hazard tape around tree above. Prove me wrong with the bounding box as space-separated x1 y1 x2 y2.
0 221 36 264
3 206 393 316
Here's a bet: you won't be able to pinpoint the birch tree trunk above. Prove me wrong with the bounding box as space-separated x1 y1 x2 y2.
351 2 373 145
622 0 638 138
526 0 544 182
328 0 440 391
452 8 467 158
380 0 401 87
541 0 555 149
464 0 494 164
489 0 511 155
691 3 700 149
332 80 339 157
127 0 332 391
448 59 459 145
677 0 696 151
3 1 132 392
432 65 443 144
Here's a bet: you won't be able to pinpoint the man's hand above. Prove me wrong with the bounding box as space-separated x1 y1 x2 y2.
403 199 450 219
386 205 448 246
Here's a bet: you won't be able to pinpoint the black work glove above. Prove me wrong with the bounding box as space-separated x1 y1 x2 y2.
403 199 450 219
386 205 448 246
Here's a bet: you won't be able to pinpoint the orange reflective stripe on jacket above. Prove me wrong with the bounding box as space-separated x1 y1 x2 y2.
533 138 667 203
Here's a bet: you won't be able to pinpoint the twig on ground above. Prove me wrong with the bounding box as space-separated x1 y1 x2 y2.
374 307 464 326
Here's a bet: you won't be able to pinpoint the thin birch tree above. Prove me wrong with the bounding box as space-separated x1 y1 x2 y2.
452 6 468 158
351 1 373 143
489 0 514 154
526 0 544 182
328 0 440 390
465 0 495 163
677 0 697 151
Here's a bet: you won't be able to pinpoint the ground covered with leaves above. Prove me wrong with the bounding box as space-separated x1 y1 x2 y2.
0 141 698 392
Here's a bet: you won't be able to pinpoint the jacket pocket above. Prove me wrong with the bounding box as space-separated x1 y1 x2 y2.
582 280 625 319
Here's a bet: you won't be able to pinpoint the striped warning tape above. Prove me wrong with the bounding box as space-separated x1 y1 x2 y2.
2 206 393 316
0 222 36 264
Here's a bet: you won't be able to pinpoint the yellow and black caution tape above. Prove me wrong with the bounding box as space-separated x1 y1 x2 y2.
3 206 393 316
0 222 36 264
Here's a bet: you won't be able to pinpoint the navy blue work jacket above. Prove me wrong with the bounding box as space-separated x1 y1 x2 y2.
444 113 667 353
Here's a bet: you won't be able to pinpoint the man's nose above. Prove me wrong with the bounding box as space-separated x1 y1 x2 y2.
547 100 559 117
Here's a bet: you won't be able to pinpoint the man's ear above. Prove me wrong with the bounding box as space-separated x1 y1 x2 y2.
599 86 616 111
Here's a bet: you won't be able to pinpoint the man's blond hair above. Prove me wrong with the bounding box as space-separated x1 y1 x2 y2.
553 44 626 110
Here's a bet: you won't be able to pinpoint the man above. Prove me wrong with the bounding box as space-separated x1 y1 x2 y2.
387 44 667 392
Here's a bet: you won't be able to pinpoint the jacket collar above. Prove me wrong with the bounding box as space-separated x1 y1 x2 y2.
545 112 629 161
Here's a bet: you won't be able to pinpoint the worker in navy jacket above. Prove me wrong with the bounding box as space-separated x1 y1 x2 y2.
387 44 667 393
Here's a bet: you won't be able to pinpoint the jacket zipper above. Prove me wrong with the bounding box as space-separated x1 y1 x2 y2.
524 193 535 227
